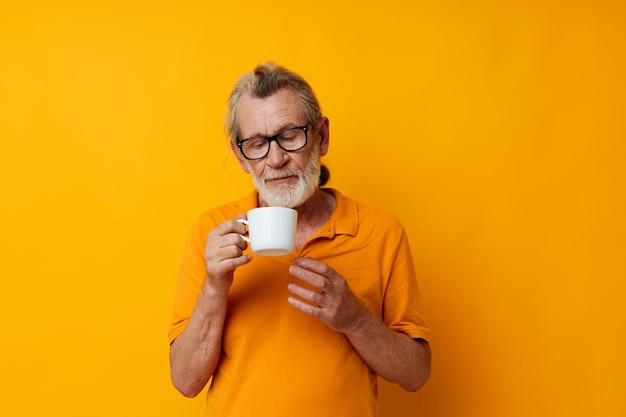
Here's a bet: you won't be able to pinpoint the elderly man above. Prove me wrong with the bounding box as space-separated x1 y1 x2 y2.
169 62 431 417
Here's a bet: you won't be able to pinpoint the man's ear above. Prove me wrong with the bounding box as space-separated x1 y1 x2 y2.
318 117 330 156
230 140 250 173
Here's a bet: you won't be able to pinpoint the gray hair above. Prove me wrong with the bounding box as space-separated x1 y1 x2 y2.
225 62 323 142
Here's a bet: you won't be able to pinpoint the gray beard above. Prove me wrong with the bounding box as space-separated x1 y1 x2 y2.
252 156 321 208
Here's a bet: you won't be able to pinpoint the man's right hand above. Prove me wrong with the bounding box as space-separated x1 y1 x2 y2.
203 214 252 293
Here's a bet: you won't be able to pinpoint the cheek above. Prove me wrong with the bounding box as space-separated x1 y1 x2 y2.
247 161 265 177
290 153 314 171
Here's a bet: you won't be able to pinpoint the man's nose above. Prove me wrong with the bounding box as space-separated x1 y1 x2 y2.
265 141 288 167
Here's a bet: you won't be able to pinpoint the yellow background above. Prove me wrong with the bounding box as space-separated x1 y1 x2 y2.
1 1 624 416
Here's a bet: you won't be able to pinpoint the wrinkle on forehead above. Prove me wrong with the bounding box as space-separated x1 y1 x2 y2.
236 88 306 138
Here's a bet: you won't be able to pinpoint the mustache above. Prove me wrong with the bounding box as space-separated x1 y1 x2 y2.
263 168 301 181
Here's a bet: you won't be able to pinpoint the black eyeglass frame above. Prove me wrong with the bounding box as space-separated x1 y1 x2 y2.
236 125 309 160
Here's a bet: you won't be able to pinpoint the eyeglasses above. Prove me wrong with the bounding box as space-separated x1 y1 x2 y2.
237 125 309 160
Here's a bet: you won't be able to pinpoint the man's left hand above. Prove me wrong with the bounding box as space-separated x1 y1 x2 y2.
287 257 366 333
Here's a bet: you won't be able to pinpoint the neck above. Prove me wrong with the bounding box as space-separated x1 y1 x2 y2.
293 188 335 226
290 188 336 249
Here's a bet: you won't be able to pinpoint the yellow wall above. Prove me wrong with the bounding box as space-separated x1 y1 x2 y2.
1 1 624 416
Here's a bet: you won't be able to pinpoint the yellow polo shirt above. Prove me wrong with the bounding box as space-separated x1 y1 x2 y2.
169 188 430 417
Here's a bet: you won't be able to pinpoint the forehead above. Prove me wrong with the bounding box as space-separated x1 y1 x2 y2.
236 88 306 137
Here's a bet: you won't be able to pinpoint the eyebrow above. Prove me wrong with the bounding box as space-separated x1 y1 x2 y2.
241 123 305 140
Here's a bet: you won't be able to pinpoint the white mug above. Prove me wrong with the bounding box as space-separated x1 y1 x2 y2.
237 207 298 256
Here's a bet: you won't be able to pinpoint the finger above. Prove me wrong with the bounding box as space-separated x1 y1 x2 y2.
211 216 248 237
207 250 252 279
294 257 336 280
205 233 248 259
218 239 247 258
287 295 323 318
289 264 329 290
287 283 324 307
229 218 248 236
223 231 249 251
219 253 252 270
207 218 249 249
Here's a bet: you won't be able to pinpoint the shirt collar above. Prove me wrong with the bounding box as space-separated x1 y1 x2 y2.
323 188 358 237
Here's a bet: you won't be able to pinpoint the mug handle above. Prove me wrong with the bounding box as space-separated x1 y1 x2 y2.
236 219 251 243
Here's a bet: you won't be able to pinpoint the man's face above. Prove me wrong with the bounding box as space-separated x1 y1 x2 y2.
233 88 328 208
